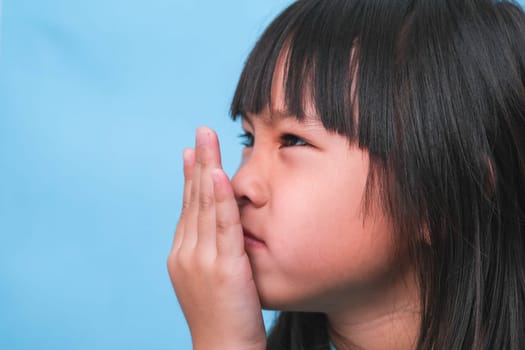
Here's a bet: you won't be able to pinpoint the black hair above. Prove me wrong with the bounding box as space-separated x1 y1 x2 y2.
230 0 525 349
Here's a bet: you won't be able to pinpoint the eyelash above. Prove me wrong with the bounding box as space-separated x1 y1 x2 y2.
238 132 308 148
239 132 254 147
281 134 308 147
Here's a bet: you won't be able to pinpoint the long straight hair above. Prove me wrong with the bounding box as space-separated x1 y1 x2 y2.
230 0 525 348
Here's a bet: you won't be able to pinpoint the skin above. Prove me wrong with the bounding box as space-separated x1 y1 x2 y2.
233 112 420 349
168 58 420 349
167 128 266 350
234 111 398 311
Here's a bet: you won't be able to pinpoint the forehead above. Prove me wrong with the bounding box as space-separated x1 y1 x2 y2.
251 49 319 123
243 46 357 129
242 107 320 129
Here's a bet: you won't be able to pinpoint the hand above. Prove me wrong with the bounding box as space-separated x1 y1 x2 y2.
167 127 266 350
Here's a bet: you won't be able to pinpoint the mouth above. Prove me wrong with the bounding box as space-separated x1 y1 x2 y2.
243 229 266 249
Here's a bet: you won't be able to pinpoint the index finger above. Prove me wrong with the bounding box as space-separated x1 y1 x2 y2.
198 126 222 169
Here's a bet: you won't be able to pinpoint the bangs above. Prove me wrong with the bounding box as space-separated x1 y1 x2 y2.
230 0 409 153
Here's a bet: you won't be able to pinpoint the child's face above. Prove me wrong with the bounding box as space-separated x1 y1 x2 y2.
231 61 402 313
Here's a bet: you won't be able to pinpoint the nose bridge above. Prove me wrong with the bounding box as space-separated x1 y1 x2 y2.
231 146 270 208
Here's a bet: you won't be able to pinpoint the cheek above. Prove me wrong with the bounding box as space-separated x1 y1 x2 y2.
272 162 368 250
269 169 396 291
276 193 393 270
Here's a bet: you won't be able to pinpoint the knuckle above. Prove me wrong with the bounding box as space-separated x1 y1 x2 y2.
166 253 175 270
174 247 215 273
190 181 199 198
167 252 182 276
181 198 191 213
194 251 215 271
176 252 193 272
183 170 193 181
199 192 215 211
216 218 241 233
194 259 209 272
214 260 236 285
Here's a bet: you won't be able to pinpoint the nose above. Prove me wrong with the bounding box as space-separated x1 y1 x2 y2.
231 151 270 209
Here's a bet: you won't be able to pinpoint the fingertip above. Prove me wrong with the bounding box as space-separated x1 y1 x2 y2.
196 126 211 147
183 148 194 161
195 126 222 167
195 126 219 147
183 148 195 178
210 168 224 187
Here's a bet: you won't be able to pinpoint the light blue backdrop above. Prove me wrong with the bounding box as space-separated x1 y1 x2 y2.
1 1 524 349
0 1 293 349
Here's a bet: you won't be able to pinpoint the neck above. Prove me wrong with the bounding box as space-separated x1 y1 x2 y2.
326 266 421 350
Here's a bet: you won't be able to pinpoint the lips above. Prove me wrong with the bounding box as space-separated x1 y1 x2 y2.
243 228 266 248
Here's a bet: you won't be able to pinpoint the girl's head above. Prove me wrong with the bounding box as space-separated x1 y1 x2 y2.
230 0 525 348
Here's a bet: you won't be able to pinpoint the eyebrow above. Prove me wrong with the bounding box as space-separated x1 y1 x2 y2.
242 109 319 128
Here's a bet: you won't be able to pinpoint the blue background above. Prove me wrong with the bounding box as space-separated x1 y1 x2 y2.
1 1 524 349
0 1 293 349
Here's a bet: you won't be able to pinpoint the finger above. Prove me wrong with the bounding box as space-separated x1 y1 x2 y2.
211 168 245 257
196 127 219 252
199 126 222 169
172 148 195 253
181 126 222 252
182 131 204 250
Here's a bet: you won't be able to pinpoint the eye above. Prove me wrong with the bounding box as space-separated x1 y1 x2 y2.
281 134 308 147
238 132 254 147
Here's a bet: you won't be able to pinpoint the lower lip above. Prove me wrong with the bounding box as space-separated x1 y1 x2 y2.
244 235 266 250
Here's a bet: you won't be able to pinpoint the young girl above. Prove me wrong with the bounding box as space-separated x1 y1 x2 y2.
168 0 525 349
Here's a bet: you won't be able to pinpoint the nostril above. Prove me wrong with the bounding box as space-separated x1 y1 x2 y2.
236 196 250 208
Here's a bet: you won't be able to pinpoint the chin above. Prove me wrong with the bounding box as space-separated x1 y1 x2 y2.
257 288 302 311
257 285 327 313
